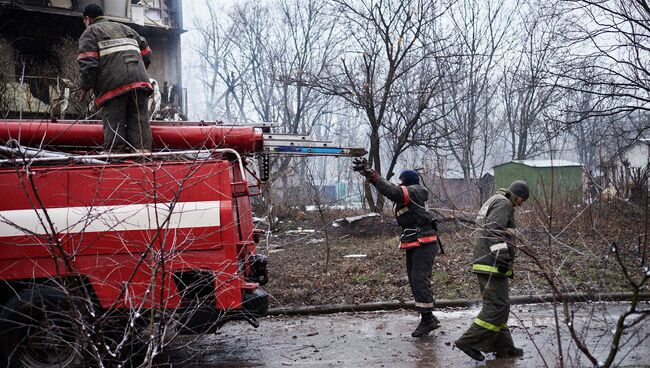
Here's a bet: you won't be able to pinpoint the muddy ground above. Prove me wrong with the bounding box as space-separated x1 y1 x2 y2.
260 201 644 309
160 302 649 367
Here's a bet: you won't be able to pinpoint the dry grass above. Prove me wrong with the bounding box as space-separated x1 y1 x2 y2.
262 199 647 308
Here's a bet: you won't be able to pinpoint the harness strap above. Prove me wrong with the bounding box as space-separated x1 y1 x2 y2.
400 185 410 206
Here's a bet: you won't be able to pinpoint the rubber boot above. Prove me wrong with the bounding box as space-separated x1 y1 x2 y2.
494 328 523 358
495 347 524 358
411 312 440 337
454 340 485 361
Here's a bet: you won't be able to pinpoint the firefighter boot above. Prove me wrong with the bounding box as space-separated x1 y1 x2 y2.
411 312 440 337
494 328 523 358
495 347 524 358
453 340 485 361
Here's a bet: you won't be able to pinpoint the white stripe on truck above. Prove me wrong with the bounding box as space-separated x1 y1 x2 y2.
0 201 221 237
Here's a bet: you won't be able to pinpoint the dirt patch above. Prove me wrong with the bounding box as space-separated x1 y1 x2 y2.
261 201 646 309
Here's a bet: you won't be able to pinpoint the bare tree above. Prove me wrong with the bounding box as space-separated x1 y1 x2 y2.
500 3 565 160
225 0 347 225
308 0 449 211
436 0 517 206
517 186 649 367
192 1 249 121
557 0 650 117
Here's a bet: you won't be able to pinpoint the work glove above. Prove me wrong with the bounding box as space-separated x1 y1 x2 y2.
352 157 375 179
79 88 90 102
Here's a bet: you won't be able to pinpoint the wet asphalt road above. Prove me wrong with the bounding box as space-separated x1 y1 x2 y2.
160 302 649 367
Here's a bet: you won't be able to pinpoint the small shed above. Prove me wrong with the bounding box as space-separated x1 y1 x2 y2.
493 160 584 202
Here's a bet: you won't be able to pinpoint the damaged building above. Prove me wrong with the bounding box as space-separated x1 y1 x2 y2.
0 0 185 119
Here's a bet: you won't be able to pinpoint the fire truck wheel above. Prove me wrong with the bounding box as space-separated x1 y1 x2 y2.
0 287 86 368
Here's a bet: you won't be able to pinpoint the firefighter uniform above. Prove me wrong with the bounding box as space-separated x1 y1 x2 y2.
353 160 440 337
454 182 528 360
78 6 153 152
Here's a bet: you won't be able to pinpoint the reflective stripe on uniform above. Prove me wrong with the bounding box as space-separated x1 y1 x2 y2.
95 81 153 106
98 38 140 57
415 302 434 308
77 51 99 60
99 44 141 57
473 318 507 332
489 242 508 252
98 38 138 49
418 235 438 243
141 46 151 56
471 264 512 277
399 235 438 249
396 207 409 216
399 241 420 249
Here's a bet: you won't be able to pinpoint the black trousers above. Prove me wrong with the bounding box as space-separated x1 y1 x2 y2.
405 241 437 312
101 89 152 152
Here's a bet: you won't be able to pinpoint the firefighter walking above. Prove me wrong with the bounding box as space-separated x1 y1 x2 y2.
353 158 441 337
78 4 154 153
454 181 529 361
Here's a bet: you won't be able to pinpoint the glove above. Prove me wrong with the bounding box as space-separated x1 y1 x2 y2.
79 88 89 102
352 157 375 179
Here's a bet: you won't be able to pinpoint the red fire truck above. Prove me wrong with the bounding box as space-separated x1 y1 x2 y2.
0 119 362 367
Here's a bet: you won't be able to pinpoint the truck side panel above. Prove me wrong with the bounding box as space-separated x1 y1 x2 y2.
0 159 248 310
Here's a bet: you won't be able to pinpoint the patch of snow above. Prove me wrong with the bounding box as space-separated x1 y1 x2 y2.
286 229 316 234
306 204 364 211
253 216 270 226
623 312 644 328
343 254 367 258
333 212 380 226
512 159 582 167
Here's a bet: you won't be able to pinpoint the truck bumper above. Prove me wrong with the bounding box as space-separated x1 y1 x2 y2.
176 287 268 335
243 288 269 316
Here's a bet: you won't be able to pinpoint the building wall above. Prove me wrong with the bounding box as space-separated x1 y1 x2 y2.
0 0 184 117
146 34 182 89
426 175 481 209
494 162 584 202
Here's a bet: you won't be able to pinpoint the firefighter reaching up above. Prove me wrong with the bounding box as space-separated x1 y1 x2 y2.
353 157 441 337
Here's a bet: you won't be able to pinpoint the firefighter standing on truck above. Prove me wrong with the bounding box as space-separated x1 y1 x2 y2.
78 4 153 153
353 157 441 337
453 181 529 361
